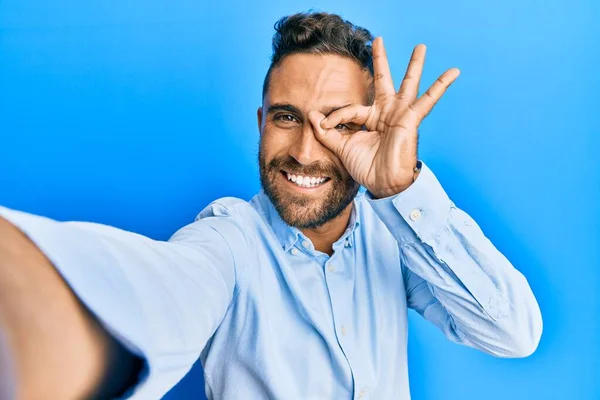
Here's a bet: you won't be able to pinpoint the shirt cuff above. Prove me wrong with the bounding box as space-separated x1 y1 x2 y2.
365 161 454 242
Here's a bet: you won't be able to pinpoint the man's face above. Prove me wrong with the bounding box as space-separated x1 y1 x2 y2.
258 53 371 229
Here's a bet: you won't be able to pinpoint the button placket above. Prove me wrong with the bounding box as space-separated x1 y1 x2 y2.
325 248 363 393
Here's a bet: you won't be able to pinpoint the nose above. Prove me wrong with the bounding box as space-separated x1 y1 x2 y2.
288 120 326 166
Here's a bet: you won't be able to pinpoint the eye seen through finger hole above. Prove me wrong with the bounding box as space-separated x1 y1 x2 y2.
334 122 363 132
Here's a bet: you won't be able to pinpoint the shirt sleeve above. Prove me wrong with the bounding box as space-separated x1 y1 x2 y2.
0 200 249 398
365 162 543 358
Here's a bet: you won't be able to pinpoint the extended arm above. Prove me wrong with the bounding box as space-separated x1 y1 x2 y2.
0 201 245 399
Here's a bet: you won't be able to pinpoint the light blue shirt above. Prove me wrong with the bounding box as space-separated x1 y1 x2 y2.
0 162 542 399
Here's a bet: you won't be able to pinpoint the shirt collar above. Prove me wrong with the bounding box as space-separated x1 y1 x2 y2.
254 190 361 253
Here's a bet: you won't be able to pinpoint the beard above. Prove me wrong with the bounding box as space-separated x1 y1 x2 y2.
259 146 360 229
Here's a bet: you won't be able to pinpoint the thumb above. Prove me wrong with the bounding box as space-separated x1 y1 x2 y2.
308 110 347 159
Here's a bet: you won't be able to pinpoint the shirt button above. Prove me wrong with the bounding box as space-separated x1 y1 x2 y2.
409 208 422 221
341 326 347 336
327 264 335 272
291 248 299 256
302 240 310 249
358 389 365 399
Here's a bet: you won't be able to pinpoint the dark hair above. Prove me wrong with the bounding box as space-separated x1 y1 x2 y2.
262 11 375 101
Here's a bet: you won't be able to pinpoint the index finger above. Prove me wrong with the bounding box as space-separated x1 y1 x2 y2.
320 104 371 130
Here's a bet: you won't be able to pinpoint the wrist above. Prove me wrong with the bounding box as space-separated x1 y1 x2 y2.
370 161 422 199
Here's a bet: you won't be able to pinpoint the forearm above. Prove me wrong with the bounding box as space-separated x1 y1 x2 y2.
399 212 541 356
368 162 542 356
0 324 16 400
0 216 131 399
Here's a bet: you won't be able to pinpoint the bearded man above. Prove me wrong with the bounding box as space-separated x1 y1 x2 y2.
0 11 541 400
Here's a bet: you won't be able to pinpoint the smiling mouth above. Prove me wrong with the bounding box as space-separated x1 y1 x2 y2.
280 170 331 188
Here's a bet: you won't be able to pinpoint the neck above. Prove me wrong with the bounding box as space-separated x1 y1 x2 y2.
301 203 354 256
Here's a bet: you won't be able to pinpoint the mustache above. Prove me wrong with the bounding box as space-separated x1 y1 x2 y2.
268 156 343 181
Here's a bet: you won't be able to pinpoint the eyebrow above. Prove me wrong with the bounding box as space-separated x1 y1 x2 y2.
266 103 352 118
267 103 302 115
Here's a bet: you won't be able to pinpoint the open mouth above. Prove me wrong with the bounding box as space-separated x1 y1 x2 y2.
280 170 331 189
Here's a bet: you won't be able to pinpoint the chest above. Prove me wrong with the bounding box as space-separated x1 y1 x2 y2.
204 231 411 398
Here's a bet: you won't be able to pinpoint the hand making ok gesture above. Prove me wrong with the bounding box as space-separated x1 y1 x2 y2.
309 37 460 198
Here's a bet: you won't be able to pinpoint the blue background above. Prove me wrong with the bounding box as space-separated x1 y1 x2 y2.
1 1 598 399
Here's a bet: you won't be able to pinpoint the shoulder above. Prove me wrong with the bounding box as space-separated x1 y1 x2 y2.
187 196 266 255
189 196 262 240
195 197 257 221
170 197 260 250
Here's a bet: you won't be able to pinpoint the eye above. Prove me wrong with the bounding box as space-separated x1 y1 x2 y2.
274 114 299 123
335 123 350 131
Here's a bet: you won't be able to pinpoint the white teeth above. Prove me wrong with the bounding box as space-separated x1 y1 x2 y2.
284 172 328 188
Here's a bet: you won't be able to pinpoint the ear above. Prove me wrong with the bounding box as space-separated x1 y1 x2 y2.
257 107 263 135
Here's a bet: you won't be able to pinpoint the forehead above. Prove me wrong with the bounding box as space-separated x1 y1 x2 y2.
265 53 371 110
